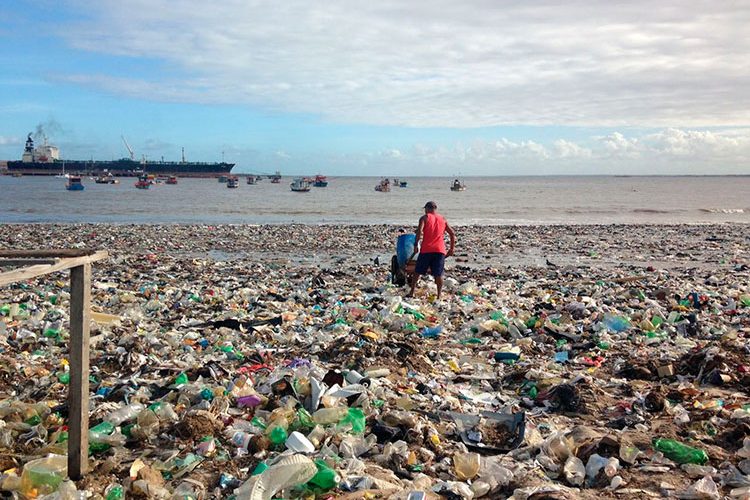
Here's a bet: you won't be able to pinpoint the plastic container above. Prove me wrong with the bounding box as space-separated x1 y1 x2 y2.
396 234 417 268
20 454 68 498
454 452 481 480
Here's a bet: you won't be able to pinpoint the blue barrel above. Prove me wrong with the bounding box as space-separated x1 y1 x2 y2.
396 233 416 268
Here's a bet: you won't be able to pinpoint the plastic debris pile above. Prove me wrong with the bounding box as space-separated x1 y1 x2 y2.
0 223 748 499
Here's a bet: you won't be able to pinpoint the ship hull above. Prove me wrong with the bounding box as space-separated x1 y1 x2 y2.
7 159 234 177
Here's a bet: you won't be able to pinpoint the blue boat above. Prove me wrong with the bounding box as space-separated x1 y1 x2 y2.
65 175 84 191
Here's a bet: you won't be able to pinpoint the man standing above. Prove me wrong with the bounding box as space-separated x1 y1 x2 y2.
408 201 456 299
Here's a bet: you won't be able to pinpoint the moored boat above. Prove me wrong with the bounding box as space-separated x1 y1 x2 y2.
166 176 178 185
95 172 119 184
135 175 150 189
450 179 466 191
218 175 228 183
270 171 282 183
375 178 391 192
313 175 328 187
227 176 239 188
65 175 84 191
290 177 311 192
246 175 256 185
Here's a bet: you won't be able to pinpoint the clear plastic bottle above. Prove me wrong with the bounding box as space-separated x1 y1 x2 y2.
104 403 145 425
312 407 348 425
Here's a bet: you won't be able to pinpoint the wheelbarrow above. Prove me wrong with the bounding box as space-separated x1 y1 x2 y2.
391 233 417 286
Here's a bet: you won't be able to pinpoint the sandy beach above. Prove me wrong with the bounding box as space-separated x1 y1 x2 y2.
0 223 749 498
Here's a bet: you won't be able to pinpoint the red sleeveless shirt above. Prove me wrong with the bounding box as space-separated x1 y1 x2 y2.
420 213 447 254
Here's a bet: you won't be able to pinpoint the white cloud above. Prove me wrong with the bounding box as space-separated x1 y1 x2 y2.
57 0 750 128
352 127 750 175
553 139 592 159
597 132 641 158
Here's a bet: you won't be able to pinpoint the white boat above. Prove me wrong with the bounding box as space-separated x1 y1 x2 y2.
450 179 466 191
290 177 311 192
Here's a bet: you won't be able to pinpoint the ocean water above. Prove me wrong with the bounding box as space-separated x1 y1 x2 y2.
0 175 748 225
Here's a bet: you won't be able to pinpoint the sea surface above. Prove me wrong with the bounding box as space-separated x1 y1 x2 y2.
0 175 748 225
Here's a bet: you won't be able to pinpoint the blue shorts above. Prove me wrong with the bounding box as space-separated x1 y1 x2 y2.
415 252 445 277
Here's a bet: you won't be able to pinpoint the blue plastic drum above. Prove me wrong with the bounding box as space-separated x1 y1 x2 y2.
396 233 416 268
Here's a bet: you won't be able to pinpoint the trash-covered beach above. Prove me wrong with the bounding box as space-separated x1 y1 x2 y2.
1 223 749 499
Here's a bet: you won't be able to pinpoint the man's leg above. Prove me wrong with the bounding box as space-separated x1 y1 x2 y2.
433 253 446 299
408 273 420 297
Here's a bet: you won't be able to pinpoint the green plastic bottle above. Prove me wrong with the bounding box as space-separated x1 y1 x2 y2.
652 438 708 465
89 421 117 453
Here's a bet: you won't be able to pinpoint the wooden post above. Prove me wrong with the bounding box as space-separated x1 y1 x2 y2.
68 263 91 480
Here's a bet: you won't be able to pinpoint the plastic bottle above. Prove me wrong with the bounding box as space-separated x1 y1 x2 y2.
652 438 709 465
89 421 117 453
235 454 318 498
104 403 145 426
313 407 349 425
453 452 481 480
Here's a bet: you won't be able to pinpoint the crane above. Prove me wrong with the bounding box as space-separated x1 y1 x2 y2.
121 135 135 161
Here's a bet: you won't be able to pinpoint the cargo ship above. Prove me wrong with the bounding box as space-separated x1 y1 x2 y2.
6 134 234 177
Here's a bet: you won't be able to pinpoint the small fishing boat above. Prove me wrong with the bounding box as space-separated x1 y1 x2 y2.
270 171 282 183
227 176 239 188
313 175 328 187
135 175 150 189
246 175 256 185
399 180 408 187
450 179 466 191
375 178 391 192
290 177 311 192
218 175 228 183
65 175 85 191
95 172 119 184
166 176 178 185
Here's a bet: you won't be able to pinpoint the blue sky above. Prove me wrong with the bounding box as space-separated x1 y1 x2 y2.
1 0 749 176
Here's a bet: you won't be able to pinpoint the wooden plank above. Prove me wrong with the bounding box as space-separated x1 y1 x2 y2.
0 251 108 287
68 263 91 480
0 259 59 267
0 249 97 258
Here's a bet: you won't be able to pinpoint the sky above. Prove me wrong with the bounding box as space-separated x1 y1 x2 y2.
1 0 749 176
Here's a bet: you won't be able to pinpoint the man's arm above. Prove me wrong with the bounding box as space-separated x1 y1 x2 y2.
410 216 426 260
445 222 456 257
